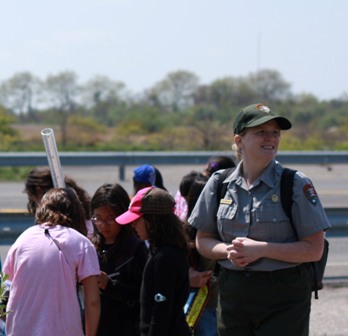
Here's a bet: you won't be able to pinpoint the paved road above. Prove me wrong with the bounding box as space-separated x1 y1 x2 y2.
310 284 348 335
1 163 348 210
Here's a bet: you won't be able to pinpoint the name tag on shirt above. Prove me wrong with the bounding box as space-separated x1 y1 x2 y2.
220 199 233 205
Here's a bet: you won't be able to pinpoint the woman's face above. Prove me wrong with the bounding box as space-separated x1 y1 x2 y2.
92 205 122 244
235 120 281 162
131 217 148 240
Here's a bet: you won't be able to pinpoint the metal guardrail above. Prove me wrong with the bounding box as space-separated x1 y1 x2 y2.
1 151 348 180
0 151 347 244
0 212 35 244
0 207 347 245
1 151 348 165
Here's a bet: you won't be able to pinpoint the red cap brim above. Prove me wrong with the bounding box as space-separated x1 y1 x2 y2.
115 210 142 225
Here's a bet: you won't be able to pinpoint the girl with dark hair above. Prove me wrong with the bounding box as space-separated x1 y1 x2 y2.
116 186 191 336
203 155 236 178
24 167 93 238
3 188 100 336
90 183 148 336
186 176 219 336
174 170 204 221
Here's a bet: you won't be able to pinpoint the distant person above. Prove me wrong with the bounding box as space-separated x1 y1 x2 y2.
174 156 235 222
184 175 219 335
203 155 236 178
90 183 148 336
189 103 331 336
174 171 204 221
153 166 168 191
132 164 156 195
24 167 94 238
116 187 191 336
3 188 100 336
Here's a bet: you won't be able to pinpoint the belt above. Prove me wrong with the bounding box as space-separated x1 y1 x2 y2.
224 264 306 278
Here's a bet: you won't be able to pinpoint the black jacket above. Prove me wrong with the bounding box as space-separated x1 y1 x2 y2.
97 234 148 336
140 244 191 336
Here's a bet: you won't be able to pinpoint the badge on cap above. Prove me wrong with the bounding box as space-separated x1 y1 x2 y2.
303 184 318 205
256 104 271 113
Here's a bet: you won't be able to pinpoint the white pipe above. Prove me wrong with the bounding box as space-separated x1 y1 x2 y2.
41 128 66 188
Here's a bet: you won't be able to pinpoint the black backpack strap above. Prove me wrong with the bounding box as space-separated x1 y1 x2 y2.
280 167 297 225
281 167 327 299
213 167 235 277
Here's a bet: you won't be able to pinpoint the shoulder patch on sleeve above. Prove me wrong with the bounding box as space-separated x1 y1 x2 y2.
303 183 318 205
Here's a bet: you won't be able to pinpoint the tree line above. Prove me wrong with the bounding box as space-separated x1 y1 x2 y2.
0 69 347 151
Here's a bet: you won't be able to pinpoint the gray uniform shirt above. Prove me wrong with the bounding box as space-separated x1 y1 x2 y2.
188 160 331 271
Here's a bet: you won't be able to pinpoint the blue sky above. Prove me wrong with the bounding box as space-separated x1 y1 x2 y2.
1 0 347 100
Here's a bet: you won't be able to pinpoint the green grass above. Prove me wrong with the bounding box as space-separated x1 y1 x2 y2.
0 167 32 181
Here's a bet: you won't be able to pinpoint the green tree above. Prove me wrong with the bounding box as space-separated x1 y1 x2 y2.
115 105 178 134
195 77 257 122
44 71 80 146
81 75 127 126
247 69 291 102
0 106 19 150
146 70 199 112
186 105 229 150
0 72 41 119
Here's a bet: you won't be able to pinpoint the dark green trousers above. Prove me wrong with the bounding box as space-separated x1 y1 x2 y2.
218 265 312 336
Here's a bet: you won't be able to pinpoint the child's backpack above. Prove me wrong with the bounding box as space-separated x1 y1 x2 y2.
216 167 329 299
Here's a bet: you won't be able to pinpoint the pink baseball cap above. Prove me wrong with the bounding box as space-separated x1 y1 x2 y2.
116 186 175 225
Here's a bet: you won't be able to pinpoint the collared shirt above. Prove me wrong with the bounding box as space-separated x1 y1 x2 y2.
188 160 331 271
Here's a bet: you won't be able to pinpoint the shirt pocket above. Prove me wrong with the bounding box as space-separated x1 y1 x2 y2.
253 199 293 242
216 203 238 242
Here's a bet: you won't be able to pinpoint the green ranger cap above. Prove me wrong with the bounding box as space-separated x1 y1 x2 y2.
233 103 292 135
